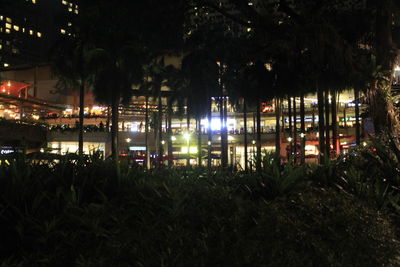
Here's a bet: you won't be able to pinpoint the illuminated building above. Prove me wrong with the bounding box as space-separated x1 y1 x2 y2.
0 0 78 67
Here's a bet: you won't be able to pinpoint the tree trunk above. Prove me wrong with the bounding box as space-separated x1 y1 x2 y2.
224 97 229 167
354 87 361 146
186 110 190 167
317 86 325 163
256 99 262 172
324 89 330 157
207 94 212 171
331 89 338 156
197 117 202 166
300 92 306 164
243 98 248 172
275 98 281 160
288 96 293 155
145 95 150 169
220 97 228 168
293 97 297 161
78 80 85 157
157 94 163 166
111 92 119 161
167 100 173 167
106 105 111 133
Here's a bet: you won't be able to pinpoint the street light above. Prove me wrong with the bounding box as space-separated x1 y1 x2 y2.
126 138 131 143
287 137 292 142
161 140 165 145
207 140 211 146
300 133 305 138
171 136 176 141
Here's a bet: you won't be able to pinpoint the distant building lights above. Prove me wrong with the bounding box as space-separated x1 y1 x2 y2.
3 63 9 67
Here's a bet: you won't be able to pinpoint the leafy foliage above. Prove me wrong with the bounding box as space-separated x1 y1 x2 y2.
0 153 399 266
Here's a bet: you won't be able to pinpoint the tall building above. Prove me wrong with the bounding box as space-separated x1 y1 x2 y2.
0 0 78 68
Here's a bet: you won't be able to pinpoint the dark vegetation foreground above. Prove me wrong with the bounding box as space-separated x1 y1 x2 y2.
1 141 400 266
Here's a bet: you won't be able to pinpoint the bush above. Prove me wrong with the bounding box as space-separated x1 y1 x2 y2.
0 156 399 266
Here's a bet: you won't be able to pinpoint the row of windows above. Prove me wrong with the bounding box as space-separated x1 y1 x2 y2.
1 23 42 37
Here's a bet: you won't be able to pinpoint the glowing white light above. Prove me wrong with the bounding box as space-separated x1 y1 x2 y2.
126 138 131 143
171 136 176 141
287 137 293 142
161 140 165 145
183 133 190 141
181 147 198 154
207 141 211 146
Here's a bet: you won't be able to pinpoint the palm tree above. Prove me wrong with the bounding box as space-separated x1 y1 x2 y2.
51 37 95 157
180 51 219 167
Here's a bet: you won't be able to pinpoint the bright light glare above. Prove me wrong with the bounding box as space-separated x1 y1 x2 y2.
181 147 198 154
183 133 190 141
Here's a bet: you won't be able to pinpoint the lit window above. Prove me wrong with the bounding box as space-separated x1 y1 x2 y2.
69 2 73 7
0 16 3 20
22 28 25 33
4 63 9 67
5 29 10 34
6 17 11 23
29 29 33 35
62 0 67 5
68 22 72 26
74 9 78 14
5 23 11 29
0 44 2 50
13 25 19 31
68 7 73 12
60 29 66 34
37 32 42 37
32 0 36 3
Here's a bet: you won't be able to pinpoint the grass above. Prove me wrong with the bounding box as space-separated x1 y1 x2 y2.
0 146 399 266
